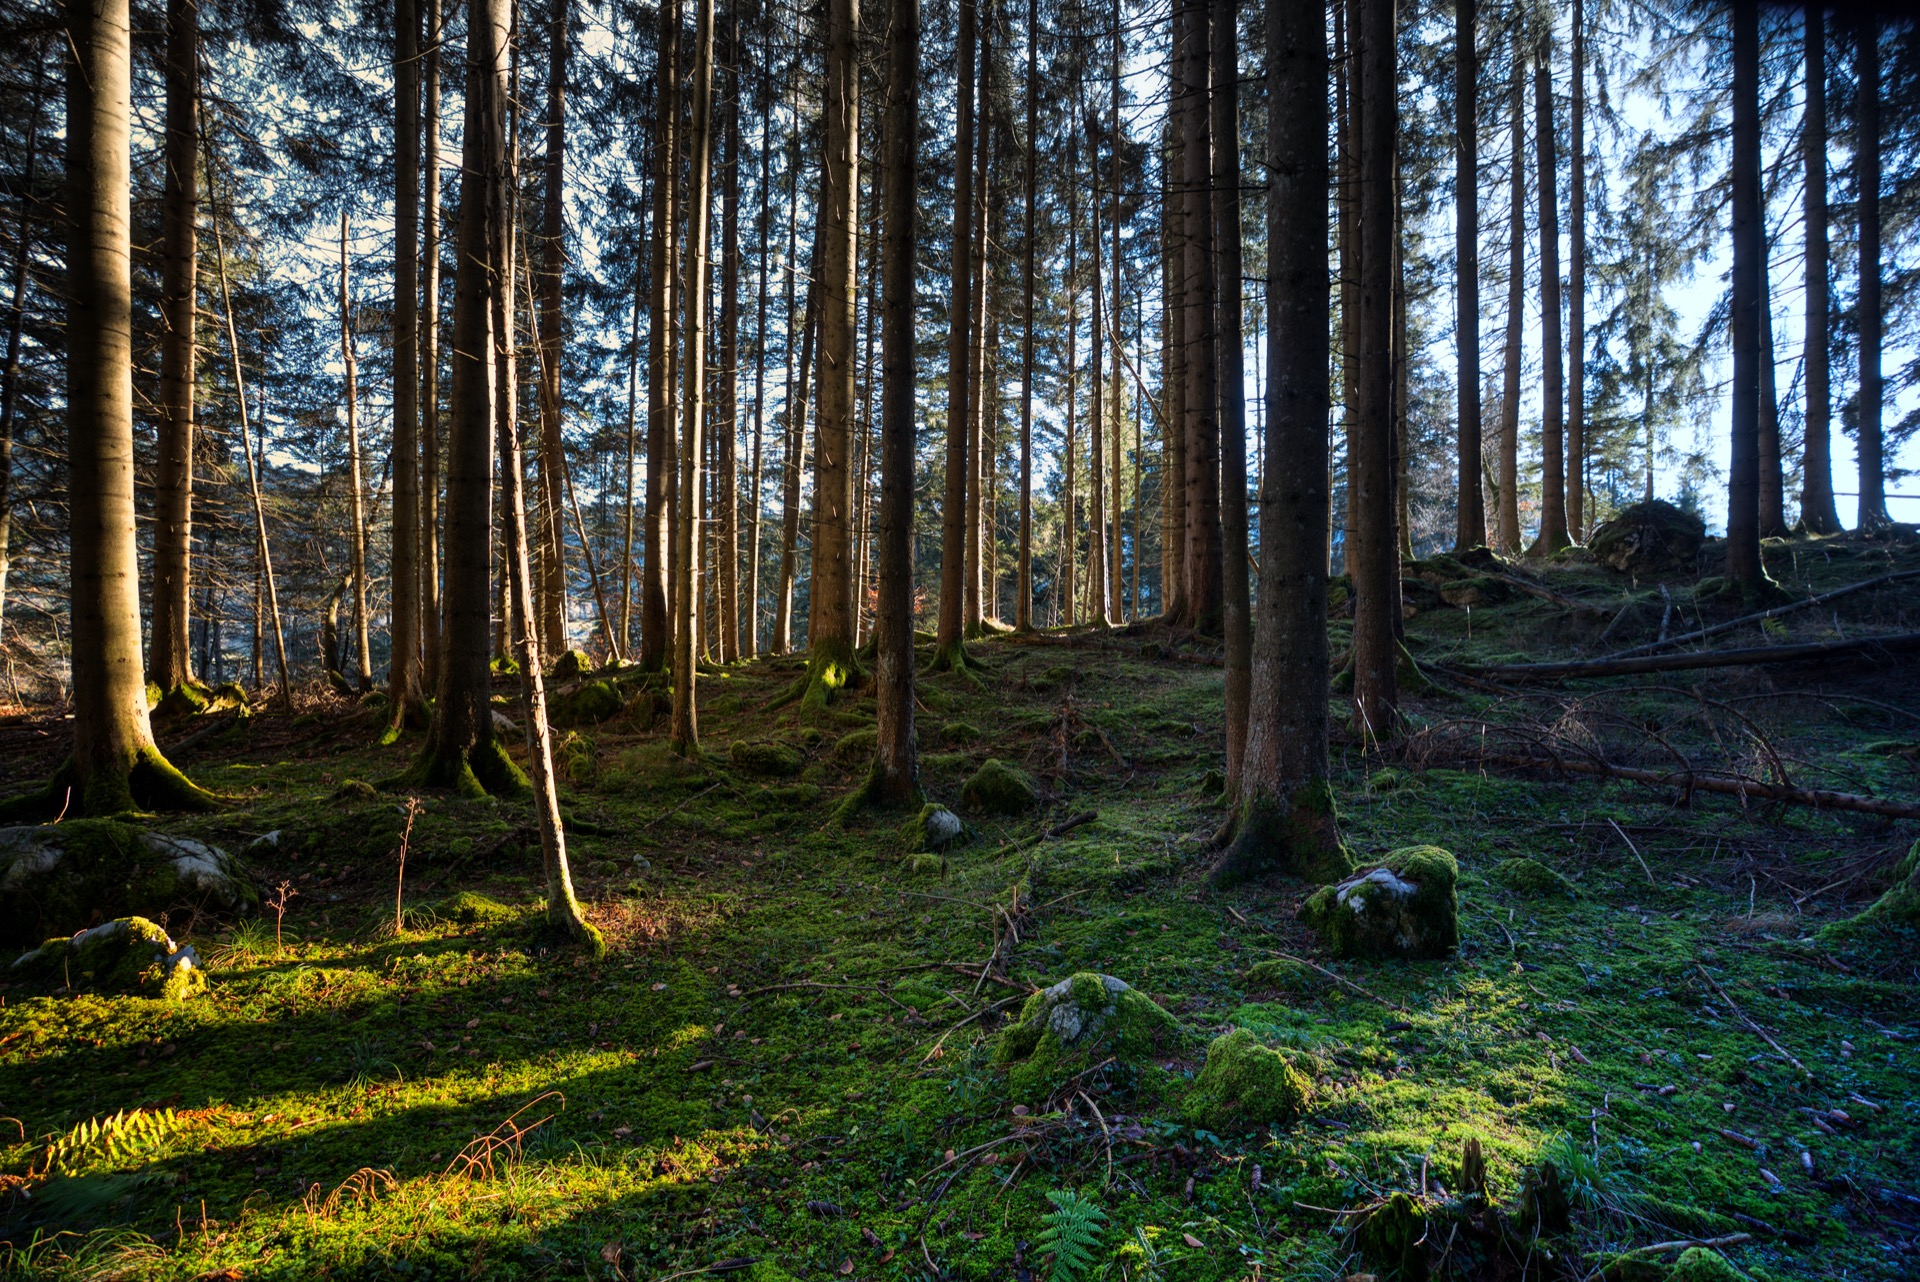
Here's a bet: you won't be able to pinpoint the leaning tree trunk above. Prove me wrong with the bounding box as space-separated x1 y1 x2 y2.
535 0 572 659
6 0 215 818
774 267 818 654
420 0 444 687
1527 30 1569 557
1212 0 1344 886
672 0 718 754
1496 32 1524 555
1725 0 1764 594
1855 19 1885 530
1213 0 1250 790
150 0 197 696
641 0 681 672
1800 8 1841 534
389 0 424 727
1453 0 1484 550
931 0 977 670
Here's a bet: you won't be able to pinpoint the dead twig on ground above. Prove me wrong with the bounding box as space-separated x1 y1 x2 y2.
1259 950 1410 1014
1695 964 1813 1080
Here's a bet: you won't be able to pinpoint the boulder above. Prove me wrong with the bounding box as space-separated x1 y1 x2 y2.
993 972 1179 1099
1299 845 1459 960
899 804 964 852
960 758 1037 815
1183 1028 1314 1132
552 679 622 726
0 821 256 945
12 916 205 1000
550 649 595 681
1587 500 1705 575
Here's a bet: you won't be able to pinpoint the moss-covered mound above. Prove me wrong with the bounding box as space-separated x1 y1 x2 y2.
0 822 257 946
439 891 520 924
1183 1028 1313 1132
1299 845 1459 960
1439 576 1513 607
1822 838 1920 937
550 649 594 680
899 804 964 852
11 916 205 1000
832 727 877 765
552 679 623 727
993 972 1179 1100
1491 856 1577 899
1666 1248 1751 1281
939 722 982 744
960 758 1036 815
1588 499 1706 574
730 740 805 777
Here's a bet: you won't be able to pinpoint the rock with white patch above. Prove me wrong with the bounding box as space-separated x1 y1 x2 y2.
1298 845 1459 960
0 819 257 946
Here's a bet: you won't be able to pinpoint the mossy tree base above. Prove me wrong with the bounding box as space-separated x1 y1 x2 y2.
768 639 866 715
0 745 223 822
388 738 531 800
924 637 987 684
378 695 433 746
1210 782 1352 888
831 763 925 826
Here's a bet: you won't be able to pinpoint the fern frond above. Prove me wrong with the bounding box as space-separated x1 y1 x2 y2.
1036 1189 1108 1282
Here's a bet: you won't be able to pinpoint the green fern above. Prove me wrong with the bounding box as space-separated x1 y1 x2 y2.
1036 1189 1108 1282
40 1108 186 1175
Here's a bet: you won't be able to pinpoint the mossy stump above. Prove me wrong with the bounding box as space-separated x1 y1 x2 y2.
11 916 206 1000
1299 845 1459 960
1183 1028 1313 1132
960 758 1037 815
993 972 1179 1100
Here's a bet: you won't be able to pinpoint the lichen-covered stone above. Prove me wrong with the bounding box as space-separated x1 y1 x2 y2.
0 821 257 946
960 758 1036 815
1299 845 1459 960
1588 500 1706 575
832 727 878 765
993 972 1178 1099
552 679 622 726
1183 1028 1313 1132
730 740 804 777
12 916 205 1000
1492 856 1577 899
899 804 964 852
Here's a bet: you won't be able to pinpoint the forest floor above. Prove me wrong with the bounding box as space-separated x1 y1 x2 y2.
2 533 1919 1282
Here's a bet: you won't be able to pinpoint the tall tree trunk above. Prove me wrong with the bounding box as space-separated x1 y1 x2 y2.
1213 0 1343 884
673 0 718 752
150 0 197 695
965 22 993 636
1087 110 1110 626
746 85 773 656
932 0 977 669
802 0 861 703
390 0 424 723
21 0 212 817
1757 249 1785 537
409 0 526 797
1349 0 1399 738
535 0 571 658
1017 0 1036 630
641 0 681 671
1453 0 1484 549
619 243 644 654
1064 151 1079 627
0 50 48 646
1566 0 1585 541
775 269 817 654
1496 31 1523 554
1337 0 1357 577
717 3 741 663
1213 0 1249 787
1109 0 1125 621
1725 0 1764 593
341 213 374 692
1800 8 1841 534
421 0 444 686
1528 30 1569 556
854 228 879 645
1160 173 1187 616
1178 0 1222 632
1855 19 1885 529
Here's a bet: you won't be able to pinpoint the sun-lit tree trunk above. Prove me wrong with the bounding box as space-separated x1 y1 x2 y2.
150 0 198 696
1178 0 1222 632
1725 0 1764 594
1087 111 1110 627
340 213 374 692
1212 0 1343 884
619 243 643 654
931 0 977 669
389 0 424 724
1495 31 1524 555
1160 167 1187 617
1349 0 1399 740
717 4 741 663
1108 0 1125 621
1855 19 1885 530
1453 0 1483 549
1566 0 1585 542
1528 30 1569 557
641 0 682 672
420 0 444 686
1801 8 1841 535
1017 0 1037 630
854 236 878 645
1214 0 1248 785
672 0 717 753
1064 155 1079 627
534 0 571 659
13 0 214 817
0 51 47 644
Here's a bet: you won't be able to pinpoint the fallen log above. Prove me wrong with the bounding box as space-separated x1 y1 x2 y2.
1606 568 1920 661
1472 751 1920 821
1464 631 1920 681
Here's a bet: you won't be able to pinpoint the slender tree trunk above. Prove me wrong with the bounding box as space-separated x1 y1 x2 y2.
1566 0 1585 541
932 0 976 668
854 223 879 645
421 0 444 686
1109 0 1125 621
1065 154 1079 627
1337 0 1357 578
673 0 718 752
534 0 571 658
965 24 993 636
340 213 374 691
1088 111 1110 627
1725 0 1764 593
717 4 741 663
1453 0 1483 549
1855 19 1885 529
390 0 424 721
1178 0 1222 631
775 269 817 654
1160 178 1187 616
1213 0 1249 785
619 250 643 654
1757 249 1785 537
1213 0 1342 884
1528 32 1569 556
1017 0 1036 630
746 90 773 656
641 0 682 671
1801 8 1841 534
1349 0 1399 739
1391 170 1410 564
0 52 48 647
1496 31 1523 554
150 0 198 695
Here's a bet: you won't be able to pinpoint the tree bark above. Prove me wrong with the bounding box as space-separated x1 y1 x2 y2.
1800 7 1841 535
1855 19 1885 529
150 0 198 695
340 213 374 692
1496 31 1523 555
965 21 993 636
1528 31 1569 557
774 266 817 654
534 0 571 659
717 3 742 663
1725 0 1764 594
1566 0 1585 542
641 0 682 671
746 81 773 657
932 0 977 669
1064 152 1079 627
1213 0 1249 786
1757 249 1785 538
1453 0 1483 550
1087 110 1110 627
1336 0 1357 578
1178 0 1222 632
0 49 47 647
421 0 444 686
1017 0 1036 630
672 0 717 753
1109 0 1125 621
389 0 424 723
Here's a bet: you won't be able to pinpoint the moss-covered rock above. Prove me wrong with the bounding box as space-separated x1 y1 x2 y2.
940 722 982 745
1183 1028 1313 1132
1299 845 1459 960
11 916 205 1000
333 779 380 802
152 682 211 720
1666 1248 1751 1282
0 822 257 946
993 972 1179 1099
552 679 623 726
1439 575 1512 607
1242 956 1322 998
1588 500 1706 575
550 649 594 680
960 758 1036 815
906 853 946 877
899 804 964 852
832 727 878 765
730 740 805 777
1492 856 1577 899
439 891 519 924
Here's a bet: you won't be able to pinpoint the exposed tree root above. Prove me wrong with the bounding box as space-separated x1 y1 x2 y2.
386 738 530 800
378 695 432 746
0 744 223 820
768 638 866 714
925 637 987 684
1209 783 1352 889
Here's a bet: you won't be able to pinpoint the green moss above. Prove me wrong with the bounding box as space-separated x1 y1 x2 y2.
1667 1248 1751 1282
993 972 1180 1100
439 891 519 924
940 722 982 744
153 682 211 719
832 727 878 765
1355 1191 1428 1280
1243 956 1320 997
730 740 804 777
1183 1028 1313 1132
1492 856 1577 899
550 649 594 680
898 804 964 852
960 758 1037 815
12 917 204 1000
552 679 623 727
1299 845 1459 960
906 853 946 877
0 821 255 945
1822 837 1920 936
1211 783 1353 887
333 779 380 802
490 653 521 676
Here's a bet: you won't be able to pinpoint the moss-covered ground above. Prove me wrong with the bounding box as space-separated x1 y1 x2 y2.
2 534 1918 1280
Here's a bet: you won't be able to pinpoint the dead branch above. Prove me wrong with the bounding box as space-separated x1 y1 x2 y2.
1470 749 1920 820
1464 630 1920 682
1607 568 1920 661
1695 964 1814 1080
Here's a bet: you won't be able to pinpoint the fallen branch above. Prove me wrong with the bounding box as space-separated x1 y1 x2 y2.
920 993 1027 1063
1464 631 1920 682
1695 964 1814 1080
1606 568 1920 661
1579 1234 1753 1282
1472 750 1920 820
1484 570 1610 614
1259 950 1410 1014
